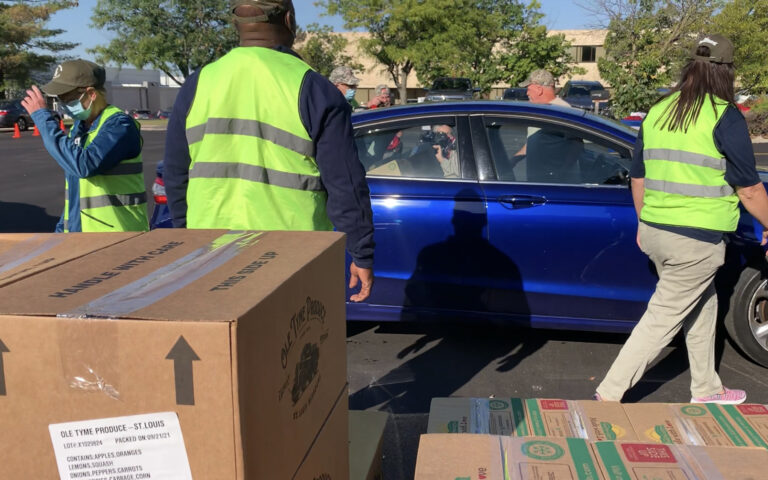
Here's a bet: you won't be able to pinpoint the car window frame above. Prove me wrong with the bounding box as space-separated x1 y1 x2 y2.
469 112 635 187
353 113 477 182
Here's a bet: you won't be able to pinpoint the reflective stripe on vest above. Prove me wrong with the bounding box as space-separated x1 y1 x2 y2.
64 105 149 232
640 92 739 232
185 47 332 231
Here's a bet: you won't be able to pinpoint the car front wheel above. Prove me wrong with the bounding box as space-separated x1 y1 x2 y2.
16 117 28 131
725 266 768 367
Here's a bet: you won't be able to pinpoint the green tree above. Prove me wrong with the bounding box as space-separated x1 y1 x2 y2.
710 0 768 94
319 0 419 104
404 0 581 94
295 23 363 78
0 0 78 98
592 0 720 117
89 0 237 86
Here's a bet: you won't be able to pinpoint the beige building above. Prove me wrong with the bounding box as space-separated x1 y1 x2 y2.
330 29 608 103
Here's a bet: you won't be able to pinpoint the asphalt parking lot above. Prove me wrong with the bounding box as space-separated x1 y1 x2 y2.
2 127 768 479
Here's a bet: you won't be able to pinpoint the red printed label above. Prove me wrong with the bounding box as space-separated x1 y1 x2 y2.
539 399 569 410
621 444 677 463
737 404 768 415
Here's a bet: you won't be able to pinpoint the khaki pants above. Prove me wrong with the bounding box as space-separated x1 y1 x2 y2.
596 222 725 401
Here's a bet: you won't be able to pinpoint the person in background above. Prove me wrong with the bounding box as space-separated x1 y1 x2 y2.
367 84 392 109
163 0 375 302
21 59 148 232
595 34 768 404
519 69 570 107
432 124 459 178
329 65 362 110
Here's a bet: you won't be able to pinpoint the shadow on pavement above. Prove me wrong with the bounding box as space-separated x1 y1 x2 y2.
349 190 546 413
0 201 58 232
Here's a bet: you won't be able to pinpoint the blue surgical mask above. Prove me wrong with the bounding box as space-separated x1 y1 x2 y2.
62 93 92 121
345 88 356 101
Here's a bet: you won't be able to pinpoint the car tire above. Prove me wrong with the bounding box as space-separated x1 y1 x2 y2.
724 266 768 367
16 117 28 131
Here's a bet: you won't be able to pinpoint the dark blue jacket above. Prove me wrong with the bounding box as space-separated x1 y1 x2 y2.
164 46 375 268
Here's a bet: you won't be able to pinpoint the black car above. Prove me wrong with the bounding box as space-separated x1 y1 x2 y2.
502 87 529 101
558 80 611 114
0 99 33 131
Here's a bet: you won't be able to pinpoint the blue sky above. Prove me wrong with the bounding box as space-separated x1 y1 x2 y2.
50 0 590 61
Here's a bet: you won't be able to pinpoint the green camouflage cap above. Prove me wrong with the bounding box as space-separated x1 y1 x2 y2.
519 69 555 88
329 66 360 86
230 0 292 22
42 59 105 96
693 34 734 64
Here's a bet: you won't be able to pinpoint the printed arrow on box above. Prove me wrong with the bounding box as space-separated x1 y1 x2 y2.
0 339 8 396
166 336 200 406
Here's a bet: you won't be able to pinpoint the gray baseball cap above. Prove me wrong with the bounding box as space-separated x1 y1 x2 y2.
230 0 292 22
519 69 555 88
42 60 105 96
329 66 360 86
693 34 734 64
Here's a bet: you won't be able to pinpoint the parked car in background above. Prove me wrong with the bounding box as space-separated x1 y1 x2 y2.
150 100 768 367
156 110 172 120
129 109 154 120
502 87 529 101
425 77 479 102
0 99 33 130
558 80 611 114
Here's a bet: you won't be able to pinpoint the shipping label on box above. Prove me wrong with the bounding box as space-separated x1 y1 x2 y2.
427 397 528 436
525 399 636 441
48 412 192 480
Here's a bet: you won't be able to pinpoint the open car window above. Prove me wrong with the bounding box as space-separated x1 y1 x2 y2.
355 119 462 179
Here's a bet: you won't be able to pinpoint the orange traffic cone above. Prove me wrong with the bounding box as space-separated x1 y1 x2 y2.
59 118 66 132
33 125 40 137
12 123 21 139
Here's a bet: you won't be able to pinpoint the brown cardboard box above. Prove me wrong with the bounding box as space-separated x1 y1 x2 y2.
295 390 350 480
525 398 638 441
414 434 602 480
414 434 505 480
623 403 765 448
593 441 768 480
0 229 348 479
349 410 389 480
0 232 138 288
426 397 528 436
427 397 636 440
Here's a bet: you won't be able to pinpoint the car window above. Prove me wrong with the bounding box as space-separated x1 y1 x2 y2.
355 121 461 179
483 117 631 185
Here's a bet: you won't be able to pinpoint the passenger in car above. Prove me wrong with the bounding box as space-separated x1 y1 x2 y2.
432 124 459 178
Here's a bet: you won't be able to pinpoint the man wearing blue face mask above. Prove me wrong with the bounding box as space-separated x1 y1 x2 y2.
21 59 149 233
329 65 362 110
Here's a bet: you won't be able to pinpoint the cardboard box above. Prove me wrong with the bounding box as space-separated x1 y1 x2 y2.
427 397 528 436
0 232 138 288
525 398 637 441
593 441 768 480
0 229 348 479
294 388 350 480
427 397 636 440
623 403 767 448
349 410 389 480
414 434 602 480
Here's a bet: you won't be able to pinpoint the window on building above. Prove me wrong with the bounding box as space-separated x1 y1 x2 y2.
580 46 597 63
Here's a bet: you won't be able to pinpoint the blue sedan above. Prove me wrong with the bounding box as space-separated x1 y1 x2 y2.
151 101 768 367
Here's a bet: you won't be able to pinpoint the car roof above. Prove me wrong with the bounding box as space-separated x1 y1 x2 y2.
351 100 637 143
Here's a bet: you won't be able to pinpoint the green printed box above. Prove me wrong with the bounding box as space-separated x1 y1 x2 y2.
426 397 528 436
525 399 637 441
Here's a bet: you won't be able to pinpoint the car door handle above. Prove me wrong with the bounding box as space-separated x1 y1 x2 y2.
498 195 547 209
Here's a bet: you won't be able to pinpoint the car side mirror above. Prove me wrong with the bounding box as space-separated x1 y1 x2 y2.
591 90 611 101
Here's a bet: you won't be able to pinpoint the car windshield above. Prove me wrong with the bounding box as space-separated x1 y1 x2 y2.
432 78 471 90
